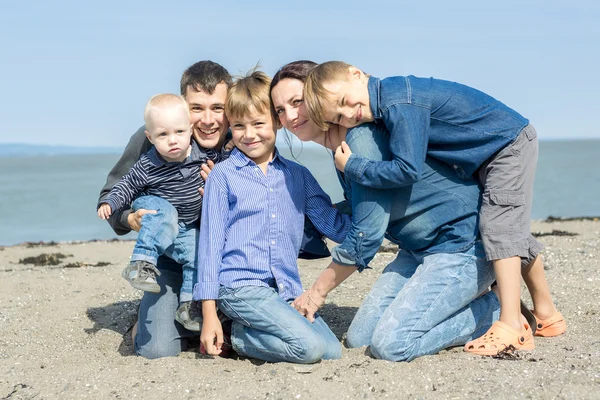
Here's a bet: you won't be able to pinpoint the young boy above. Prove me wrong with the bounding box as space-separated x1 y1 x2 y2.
303 61 566 355
194 70 351 363
98 93 230 331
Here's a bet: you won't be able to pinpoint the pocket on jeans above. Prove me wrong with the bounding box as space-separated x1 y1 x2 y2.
218 297 251 326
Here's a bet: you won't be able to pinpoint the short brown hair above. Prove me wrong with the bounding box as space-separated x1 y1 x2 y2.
179 61 232 97
225 69 272 123
304 61 354 131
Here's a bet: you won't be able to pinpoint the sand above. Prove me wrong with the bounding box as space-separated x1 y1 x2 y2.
1 219 599 399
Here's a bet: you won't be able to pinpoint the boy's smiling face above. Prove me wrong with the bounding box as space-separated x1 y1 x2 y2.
230 107 276 167
322 67 373 129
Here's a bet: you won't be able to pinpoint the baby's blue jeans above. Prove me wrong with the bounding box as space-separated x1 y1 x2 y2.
130 195 198 302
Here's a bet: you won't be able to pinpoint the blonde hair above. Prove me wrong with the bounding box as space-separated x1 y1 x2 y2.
304 61 354 131
225 69 273 122
143 93 189 128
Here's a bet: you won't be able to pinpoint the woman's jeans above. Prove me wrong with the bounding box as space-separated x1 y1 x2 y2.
346 241 500 361
218 285 341 363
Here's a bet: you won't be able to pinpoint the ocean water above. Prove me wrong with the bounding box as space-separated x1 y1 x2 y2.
0 140 598 246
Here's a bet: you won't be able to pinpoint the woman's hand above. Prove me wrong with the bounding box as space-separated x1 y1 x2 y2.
292 286 327 323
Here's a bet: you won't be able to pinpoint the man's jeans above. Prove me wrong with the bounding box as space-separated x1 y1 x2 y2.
346 241 500 361
130 195 198 302
218 285 341 363
134 256 196 359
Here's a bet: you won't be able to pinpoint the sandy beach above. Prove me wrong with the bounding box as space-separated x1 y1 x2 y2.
1 219 598 399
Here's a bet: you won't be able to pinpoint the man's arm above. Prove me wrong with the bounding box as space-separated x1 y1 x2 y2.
98 126 152 235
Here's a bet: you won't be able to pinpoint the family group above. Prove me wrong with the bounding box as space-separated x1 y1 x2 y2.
97 60 566 363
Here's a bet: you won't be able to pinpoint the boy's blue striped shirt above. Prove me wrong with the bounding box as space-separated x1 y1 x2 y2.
101 141 228 224
194 148 351 301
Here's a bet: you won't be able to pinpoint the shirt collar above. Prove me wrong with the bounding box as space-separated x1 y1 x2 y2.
229 147 282 168
368 75 382 120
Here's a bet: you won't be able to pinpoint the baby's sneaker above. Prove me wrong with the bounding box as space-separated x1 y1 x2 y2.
175 301 202 331
121 260 161 293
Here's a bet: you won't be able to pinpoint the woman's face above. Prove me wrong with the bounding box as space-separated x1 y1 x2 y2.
271 78 322 143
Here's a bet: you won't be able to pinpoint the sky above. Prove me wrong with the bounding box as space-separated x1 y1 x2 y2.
0 0 599 147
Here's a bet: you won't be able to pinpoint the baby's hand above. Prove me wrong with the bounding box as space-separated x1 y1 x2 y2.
334 141 352 172
97 203 112 220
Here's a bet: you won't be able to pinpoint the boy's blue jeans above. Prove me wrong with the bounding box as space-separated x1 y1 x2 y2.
346 241 500 362
130 195 198 302
218 285 342 363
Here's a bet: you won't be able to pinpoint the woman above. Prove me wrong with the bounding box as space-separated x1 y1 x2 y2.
270 61 501 361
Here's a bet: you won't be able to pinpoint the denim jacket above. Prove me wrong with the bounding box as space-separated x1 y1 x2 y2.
331 123 481 271
343 75 529 187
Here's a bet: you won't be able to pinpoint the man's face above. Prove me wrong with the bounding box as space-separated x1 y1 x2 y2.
185 82 229 150
321 72 372 129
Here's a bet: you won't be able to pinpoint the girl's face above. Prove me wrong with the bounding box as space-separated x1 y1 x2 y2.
271 78 323 143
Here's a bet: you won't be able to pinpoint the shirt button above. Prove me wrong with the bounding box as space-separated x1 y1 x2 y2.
279 283 284 289
358 232 364 237
271 240 276 245
271 214 276 218
269 188 274 192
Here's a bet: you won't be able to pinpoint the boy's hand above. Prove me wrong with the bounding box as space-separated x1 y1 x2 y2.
292 286 326 323
201 301 224 356
127 209 157 232
334 141 352 172
97 203 112 220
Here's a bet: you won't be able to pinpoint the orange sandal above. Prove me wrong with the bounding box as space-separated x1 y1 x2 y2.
464 321 535 356
533 311 566 337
